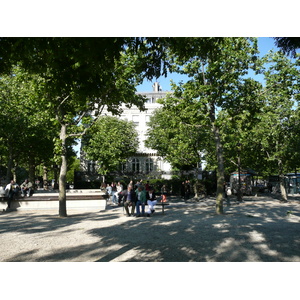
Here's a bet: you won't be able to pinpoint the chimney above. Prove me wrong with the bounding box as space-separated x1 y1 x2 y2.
152 82 161 92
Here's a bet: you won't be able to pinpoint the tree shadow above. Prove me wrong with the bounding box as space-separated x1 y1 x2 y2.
0 210 120 235
1 199 300 262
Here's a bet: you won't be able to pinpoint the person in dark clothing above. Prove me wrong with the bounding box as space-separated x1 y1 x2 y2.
184 180 191 200
223 182 228 199
118 184 137 216
181 181 185 199
5 180 19 209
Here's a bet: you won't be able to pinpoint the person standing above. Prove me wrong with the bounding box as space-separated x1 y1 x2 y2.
106 183 112 203
111 182 118 205
116 181 123 199
184 180 191 200
145 181 150 192
135 185 147 217
181 181 185 199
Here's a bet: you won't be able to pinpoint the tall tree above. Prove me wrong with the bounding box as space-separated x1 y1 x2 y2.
245 51 300 201
0 37 170 217
83 116 139 179
0 66 56 183
220 50 300 202
165 37 262 214
145 104 210 173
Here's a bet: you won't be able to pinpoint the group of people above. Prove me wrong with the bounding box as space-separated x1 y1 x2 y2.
3 179 33 208
105 182 124 205
181 180 191 200
105 180 160 217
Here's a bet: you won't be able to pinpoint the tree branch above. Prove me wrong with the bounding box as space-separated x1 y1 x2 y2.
67 103 105 138
57 95 70 110
230 159 239 167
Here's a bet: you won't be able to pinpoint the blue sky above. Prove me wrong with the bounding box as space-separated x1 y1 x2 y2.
137 37 280 93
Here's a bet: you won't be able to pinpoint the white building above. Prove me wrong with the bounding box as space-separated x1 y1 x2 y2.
118 82 172 178
78 82 173 183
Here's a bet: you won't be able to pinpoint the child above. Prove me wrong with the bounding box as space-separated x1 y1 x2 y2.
161 193 167 202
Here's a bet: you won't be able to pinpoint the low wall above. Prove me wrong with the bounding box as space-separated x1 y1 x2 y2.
1 190 107 211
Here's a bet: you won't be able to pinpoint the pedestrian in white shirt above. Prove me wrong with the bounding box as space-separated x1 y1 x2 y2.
146 186 157 217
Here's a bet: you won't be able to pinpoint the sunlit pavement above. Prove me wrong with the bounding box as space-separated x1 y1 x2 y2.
1 194 299 262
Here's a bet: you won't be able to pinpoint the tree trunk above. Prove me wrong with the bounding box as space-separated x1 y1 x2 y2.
210 100 225 214
12 167 17 183
278 160 288 202
54 165 59 189
6 144 13 182
279 173 288 202
194 161 202 198
28 156 35 185
59 123 68 217
43 166 48 190
213 124 225 214
237 148 243 202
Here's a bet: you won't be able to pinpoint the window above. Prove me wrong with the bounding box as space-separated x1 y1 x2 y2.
145 158 153 173
132 115 139 126
145 115 151 124
132 158 140 173
88 162 95 174
120 162 127 172
146 96 153 103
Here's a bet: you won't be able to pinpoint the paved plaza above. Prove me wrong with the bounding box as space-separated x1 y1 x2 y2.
1 195 300 262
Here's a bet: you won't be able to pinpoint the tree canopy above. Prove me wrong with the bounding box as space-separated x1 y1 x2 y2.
146 39 300 207
83 116 139 177
0 37 173 216
0 66 57 182
274 37 300 57
2 37 300 216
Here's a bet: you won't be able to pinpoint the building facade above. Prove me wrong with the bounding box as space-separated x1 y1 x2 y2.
77 83 173 185
119 82 172 178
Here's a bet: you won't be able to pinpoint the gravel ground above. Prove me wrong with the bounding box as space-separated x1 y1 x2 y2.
1 194 300 262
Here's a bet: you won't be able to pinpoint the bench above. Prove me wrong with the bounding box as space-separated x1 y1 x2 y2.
156 202 169 214
29 194 107 201
0 190 18 202
119 200 169 215
1 191 108 211
0 194 8 202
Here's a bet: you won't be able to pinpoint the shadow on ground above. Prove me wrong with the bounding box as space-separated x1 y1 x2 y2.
1 195 300 262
